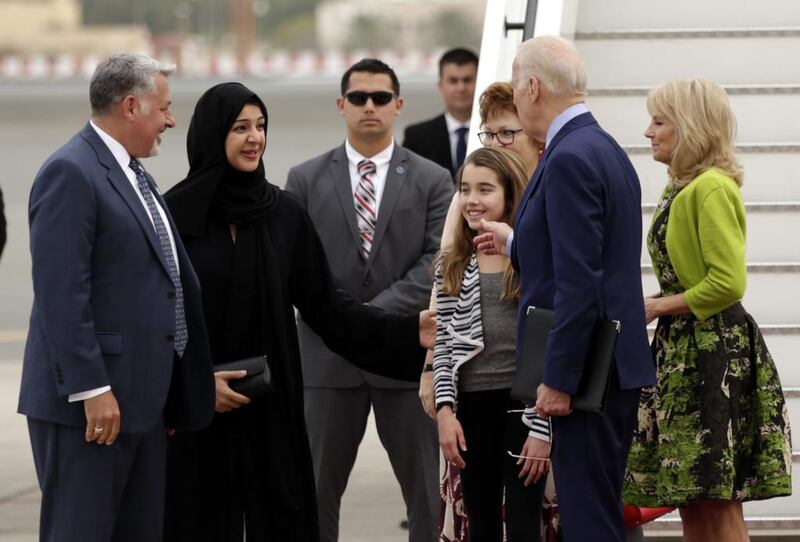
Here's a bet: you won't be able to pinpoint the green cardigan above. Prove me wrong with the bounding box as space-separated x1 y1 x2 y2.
663 168 747 321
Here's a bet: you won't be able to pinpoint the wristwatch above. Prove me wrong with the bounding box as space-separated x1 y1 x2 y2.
422 364 434 372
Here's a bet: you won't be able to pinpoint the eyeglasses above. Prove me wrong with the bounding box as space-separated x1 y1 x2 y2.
478 129 525 146
344 91 396 107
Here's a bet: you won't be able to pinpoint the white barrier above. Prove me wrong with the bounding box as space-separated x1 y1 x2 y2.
0 49 441 80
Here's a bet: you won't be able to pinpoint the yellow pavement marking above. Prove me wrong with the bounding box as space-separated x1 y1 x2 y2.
0 329 27 344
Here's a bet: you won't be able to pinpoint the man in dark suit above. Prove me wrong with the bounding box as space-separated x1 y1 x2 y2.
403 47 478 178
286 59 452 542
18 53 215 542
476 37 656 541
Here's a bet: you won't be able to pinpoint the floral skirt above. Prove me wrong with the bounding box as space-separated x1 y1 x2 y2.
624 303 792 507
438 453 559 541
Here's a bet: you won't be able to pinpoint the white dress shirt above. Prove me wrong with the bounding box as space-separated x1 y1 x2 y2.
345 138 395 210
444 112 470 170
69 122 179 403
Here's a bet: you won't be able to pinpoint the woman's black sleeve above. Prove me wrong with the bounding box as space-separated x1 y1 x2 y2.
289 214 424 382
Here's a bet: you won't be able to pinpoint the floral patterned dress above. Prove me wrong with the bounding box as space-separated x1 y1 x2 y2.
624 185 792 507
438 455 559 541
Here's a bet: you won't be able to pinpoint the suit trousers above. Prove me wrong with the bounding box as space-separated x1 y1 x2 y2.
28 418 167 542
550 387 641 542
305 385 439 542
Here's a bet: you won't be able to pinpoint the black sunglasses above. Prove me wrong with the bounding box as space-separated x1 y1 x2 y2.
344 91 396 107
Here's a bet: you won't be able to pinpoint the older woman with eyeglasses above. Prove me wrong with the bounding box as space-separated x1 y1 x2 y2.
476 83 542 178
417 81 550 542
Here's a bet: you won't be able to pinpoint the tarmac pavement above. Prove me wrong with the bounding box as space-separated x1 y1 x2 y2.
0 349 410 542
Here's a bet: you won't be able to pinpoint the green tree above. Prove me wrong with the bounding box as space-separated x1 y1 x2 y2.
344 14 392 52
431 9 481 50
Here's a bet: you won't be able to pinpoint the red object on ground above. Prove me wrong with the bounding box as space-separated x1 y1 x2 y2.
623 504 675 527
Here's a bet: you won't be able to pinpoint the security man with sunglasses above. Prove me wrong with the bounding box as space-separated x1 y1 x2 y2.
286 58 452 542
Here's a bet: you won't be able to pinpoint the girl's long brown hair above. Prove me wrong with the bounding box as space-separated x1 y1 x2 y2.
439 147 529 301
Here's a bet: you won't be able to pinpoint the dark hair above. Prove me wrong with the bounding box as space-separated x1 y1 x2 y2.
340 58 400 96
438 48 479 77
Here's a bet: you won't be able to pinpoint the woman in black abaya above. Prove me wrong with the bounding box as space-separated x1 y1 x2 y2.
163 83 425 541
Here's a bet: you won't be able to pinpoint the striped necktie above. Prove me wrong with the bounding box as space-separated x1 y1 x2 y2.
129 158 188 357
354 159 378 259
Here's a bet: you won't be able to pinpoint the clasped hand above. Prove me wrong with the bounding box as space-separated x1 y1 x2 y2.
534 383 572 417
215 370 251 413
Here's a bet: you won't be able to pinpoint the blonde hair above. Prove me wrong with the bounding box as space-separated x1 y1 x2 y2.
514 35 587 97
439 147 528 301
647 79 743 188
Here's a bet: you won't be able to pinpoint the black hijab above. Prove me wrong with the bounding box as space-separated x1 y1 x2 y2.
166 82 279 236
165 84 309 519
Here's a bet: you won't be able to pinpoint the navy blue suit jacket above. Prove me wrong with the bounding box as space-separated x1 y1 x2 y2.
18 123 215 432
511 112 654 394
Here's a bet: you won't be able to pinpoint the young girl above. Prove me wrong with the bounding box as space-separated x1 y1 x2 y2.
433 147 550 542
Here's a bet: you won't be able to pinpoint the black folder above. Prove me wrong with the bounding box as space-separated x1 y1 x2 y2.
510 306 620 413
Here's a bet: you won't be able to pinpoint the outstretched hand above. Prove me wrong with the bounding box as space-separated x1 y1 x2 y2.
419 309 436 350
473 219 512 256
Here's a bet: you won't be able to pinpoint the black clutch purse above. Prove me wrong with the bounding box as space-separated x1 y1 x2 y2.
511 306 620 413
215 355 274 398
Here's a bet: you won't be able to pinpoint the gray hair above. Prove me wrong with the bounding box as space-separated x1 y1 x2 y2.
515 36 587 97
90 53 175 116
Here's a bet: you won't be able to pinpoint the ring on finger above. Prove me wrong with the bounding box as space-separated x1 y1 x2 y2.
93 426 105 434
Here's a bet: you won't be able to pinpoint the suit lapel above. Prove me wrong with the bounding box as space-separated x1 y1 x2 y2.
80 125 171 278
513 112 598 227
433 114 454 173
366 146 407 268
330 144 363 251
514 151 548 228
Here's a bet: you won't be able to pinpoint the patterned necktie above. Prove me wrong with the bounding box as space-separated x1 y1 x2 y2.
129 158 188 357
455 126 468 171
354 159 378 259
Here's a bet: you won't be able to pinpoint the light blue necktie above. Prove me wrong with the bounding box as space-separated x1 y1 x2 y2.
129 158 188 356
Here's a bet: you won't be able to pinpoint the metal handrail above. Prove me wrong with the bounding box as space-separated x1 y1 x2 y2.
504 0 538 39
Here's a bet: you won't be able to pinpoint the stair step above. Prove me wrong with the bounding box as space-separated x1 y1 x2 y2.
576 27 800 40
588 84 800 97
639 209 800 262
643 202 800 212
575 37 800 86
641 272 800 324
643 263 800 273
630 153 800 202
576 0 800 31
625 143 800 154
589 93 800 143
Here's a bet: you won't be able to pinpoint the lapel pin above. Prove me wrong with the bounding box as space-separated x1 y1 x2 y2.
395 165 406 175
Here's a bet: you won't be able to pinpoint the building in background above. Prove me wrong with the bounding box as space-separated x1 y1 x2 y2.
0 0 150 57
316 0 484 51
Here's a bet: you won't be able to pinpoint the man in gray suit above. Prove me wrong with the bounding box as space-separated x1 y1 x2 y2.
286 58 452 542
